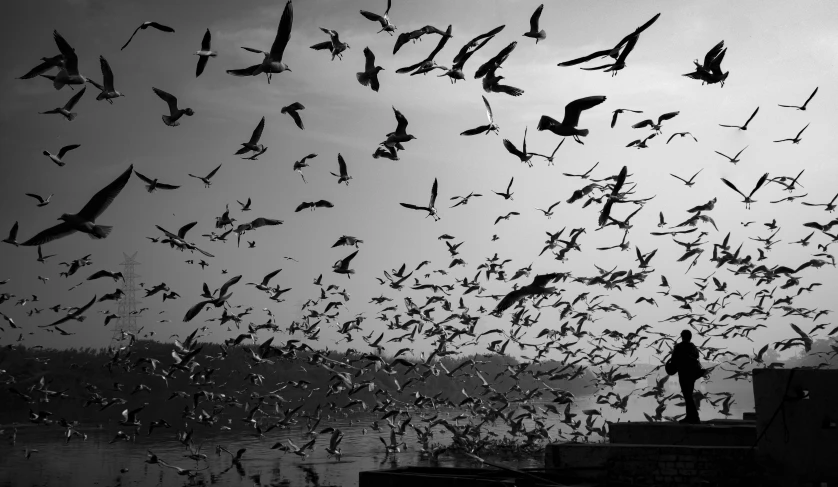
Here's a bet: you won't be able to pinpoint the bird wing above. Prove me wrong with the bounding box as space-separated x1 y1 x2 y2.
53 31 78 73
400 203 425 211
743 107 759 127
748 173 770 198
529 4 544 31
200 28 211 50
632 119 653 129
270 0 294 61
670 173 688 184
250 217 283 228
803 87 818 107
393 107 409 134
313 201 333 208
429 178 438 209
337 153 348 176
310 41 333 51
502 139 524 159
611 111 619 128
183 299 213 322
360 10 384 23
76 164 134 222
666 134 677 144
226 65 262 77
797 123 810 138
133 170 154 185
342 250 359 266
57 144 81 158
152 87 179 114
363 46 376 71
25 193 45 204
657 111 679 124
64 86 87 110
507 177 514 192
218 275 243 297
720 178 747 199
205 163 222 180
427 25 453 60
249 117 265 144
703 40 725 67
557 48 613 67
121 25 144 50
482 95 494 124
177 221 198 239
148 22 175 33
99 56 114 90
295 202 312 212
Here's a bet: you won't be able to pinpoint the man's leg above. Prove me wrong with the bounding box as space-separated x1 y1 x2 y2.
680 375 699 422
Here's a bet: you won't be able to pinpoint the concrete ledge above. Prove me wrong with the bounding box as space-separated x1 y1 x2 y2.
608 420 756 446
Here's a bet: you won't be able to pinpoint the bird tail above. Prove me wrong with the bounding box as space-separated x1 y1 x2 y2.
66 112 77 122
90 225 113 239
536 115 559 131
162 115 178 127
356 72 370 87
146 185 156 193
577 128 589 137
76 316 87 323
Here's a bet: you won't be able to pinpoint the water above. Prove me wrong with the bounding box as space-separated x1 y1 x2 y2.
0 389 753 487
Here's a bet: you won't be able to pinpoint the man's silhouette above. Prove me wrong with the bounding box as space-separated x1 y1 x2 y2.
671 329 703 424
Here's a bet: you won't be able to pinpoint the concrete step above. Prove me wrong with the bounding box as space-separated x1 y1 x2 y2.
608 420 756 447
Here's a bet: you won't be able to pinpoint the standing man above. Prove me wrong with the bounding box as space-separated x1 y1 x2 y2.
671 329 703 424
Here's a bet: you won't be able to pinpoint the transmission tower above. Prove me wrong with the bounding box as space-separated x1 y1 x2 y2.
109 252 142 349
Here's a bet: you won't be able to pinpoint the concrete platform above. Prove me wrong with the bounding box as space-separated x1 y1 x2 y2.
608 420 756 447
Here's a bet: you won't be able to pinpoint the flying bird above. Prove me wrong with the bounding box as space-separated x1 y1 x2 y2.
714 146 748 164
43 144 80 167
195 29 217 77
40 86 86 121
720 173 769 209
188 164 222 188
330 154 352 185
21 165 133 246
632 111 679 133
281 103 305 130
2 222 19 247
357 47 384 92
295 200 334 212
537 96 607 143
461 96 499 136
719 107 759 130
235 116 266 155
86 56 124 104
227 0 293 83
400 178 439 221
522 5 546 43
778 87 818 111
683 40 729 87
360 0 396 35
774 124 809 144
134 171 180 193
670 169 702 187
152 87 194 127
310 28 350 61
333 250 359 278
121 22 175 50
49 31 86 90
611 109 642 128
26 194 52 207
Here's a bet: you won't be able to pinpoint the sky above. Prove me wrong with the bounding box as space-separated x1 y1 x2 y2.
1 0 837 362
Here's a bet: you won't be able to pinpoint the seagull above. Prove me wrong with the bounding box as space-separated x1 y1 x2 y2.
227 0 293 83
778 87 818 111
683 40 728 87
86 56 124 104
632 111 679 133
714 146 747 164
360 0 396 35
40 86 86 121
2 222 19 247
246 269 282 291
152 87 194 127
325 429 343 460
492 273 560 315
774 124 809 144
670 169 702 188
41 295 97 328
522 4 546 43
461 96 499 136
189 164 222 188
134 171 179 193
535 201 560 219
356 47 384 92
400 178 439 221
395 25 452 75
295 200 334 212
719 107 759 130
563 161 599 179
235 116 266 155
310 28 350 61
21 165 133 246
49 31 86 90
121 21 175 50
611 109 643 128
37 246 56 264
293 154 318 183
558 13 660 73
333 250 359 278
330 154 352 185
667 132 697 144
26 194 52 207
195 29 217 77
237 198 252 211
495 211 520 225
281 103 305 130
17 54 64 81
437 25 501 82
720 173 769 209
627 133 656 149
537 96 607 143
801 193 838 213
43 144 80 167
503 127 533 166
381 107 416 148
493 177 514 200
332 235 363 248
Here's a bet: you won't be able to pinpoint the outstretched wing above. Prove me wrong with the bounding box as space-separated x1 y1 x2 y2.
429 178 438 209
270 0 294 61
563 96 607 128
77 165 134 222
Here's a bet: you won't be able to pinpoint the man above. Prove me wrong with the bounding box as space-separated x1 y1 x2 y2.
671 329 703 424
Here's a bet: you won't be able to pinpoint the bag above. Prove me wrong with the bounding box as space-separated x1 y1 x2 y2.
665 358 678 376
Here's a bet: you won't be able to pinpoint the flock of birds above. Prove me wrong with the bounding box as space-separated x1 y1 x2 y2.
2 0 838 481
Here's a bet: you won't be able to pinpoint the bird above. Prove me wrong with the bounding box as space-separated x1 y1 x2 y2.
537 96 607 143
360 0 396 35
121 22 175 50
357 47 384 92
237 198 252 211
311 28 350 61
400 178 439 221
493 177 514 200
333 250 359 278
332 236 363 248
86 56 124 104
503 127 533 166
39 86 86 121
325 429 343 460
492 273 560 315
382 107 417 148
188 164 222 188
627 133 656 149
611 109 643 128
281 102 305 130
522 5 546 43
683 40 728 87
778 87 818 111
563 161 599 179
36 246 56 264
670 169 702 187
134 171 179 193
26 194 52 207
667 132 697 144
21 165 133 246
801 193 838 213
719 107 759 130
557 13 660 75
295 201 334 212
152 87 194 127
632 111 679 133
720 173 769 209
2 222 19 247
395 25 452 75
494 212 520 225
227 0 293 83
235 117 266 155
535 202 560 219
48 31 86 90
194 29 217 77
330 154 352 185
529 140 564 166
714 146 748 164
43 144 80 167
293 153 318 183
774 124 809 144
87 270 124 282
461 96 499 136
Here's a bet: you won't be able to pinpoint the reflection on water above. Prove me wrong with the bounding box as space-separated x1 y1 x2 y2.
0 391 752 487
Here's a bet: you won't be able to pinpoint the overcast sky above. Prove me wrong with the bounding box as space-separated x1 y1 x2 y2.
1 0 837 362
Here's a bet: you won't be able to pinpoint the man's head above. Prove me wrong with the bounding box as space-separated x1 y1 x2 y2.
681 329 692 342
